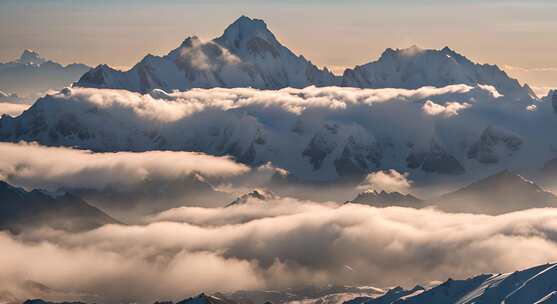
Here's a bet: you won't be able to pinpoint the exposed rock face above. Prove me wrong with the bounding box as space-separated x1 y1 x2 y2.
350 190 423 208
226 189 277 207
468 126 522 164
334 134 382 178
552 90 557 113
303 123 339 170
407 140 464 175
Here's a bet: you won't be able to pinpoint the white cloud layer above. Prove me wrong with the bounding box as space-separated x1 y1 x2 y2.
421 100 470 117
357 170 412 193
0 102 30 116
0 141 249 191
2 201 557 304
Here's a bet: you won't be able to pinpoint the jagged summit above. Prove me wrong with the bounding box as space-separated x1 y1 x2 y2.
0 49 90 96
76 15 337 92
226 189 277 207
180 35 202 47
18 49 46 65
74 16 536 100
343 45 533 100
216 15 276 46
349 190 423 208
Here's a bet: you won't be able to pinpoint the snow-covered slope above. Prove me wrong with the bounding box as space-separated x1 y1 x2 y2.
393 263 557 304
75 16 536 101
0 50 90 98
1 84 556 182
16 264 557 304
342 46 536 101
76 16 338 93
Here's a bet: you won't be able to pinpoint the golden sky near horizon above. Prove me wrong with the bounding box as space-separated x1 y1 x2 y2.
0 0 555 95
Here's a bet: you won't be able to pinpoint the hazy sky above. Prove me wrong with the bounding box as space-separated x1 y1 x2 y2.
0 0 555 94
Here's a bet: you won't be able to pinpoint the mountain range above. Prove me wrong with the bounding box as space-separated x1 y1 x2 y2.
1 16 554 183
20 263 557 304
349 170 557 214
0 49 90 98
75 16 537 102
0 180 117 233
1 82 553 183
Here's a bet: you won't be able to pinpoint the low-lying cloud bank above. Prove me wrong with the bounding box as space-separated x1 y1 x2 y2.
0 141 249 191
3 199 557 304
0 102 30 116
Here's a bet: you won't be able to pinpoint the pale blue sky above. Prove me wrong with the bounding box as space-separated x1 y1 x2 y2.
0 0 555 91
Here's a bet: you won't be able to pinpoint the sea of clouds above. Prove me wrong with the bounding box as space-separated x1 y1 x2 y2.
2 198 557 304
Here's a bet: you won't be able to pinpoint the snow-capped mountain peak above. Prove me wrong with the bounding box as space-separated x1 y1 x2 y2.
343 45 534 101
18 49 46 65
215 16 278 50
76 15 337 92
74 17 539 102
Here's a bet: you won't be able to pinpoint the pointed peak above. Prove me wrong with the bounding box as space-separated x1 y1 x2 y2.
440 46 460 55
479 169 539 188
224 15 270 35
215 16 277 48
19 49 46 65
441 46 453 52
231 15 268 29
